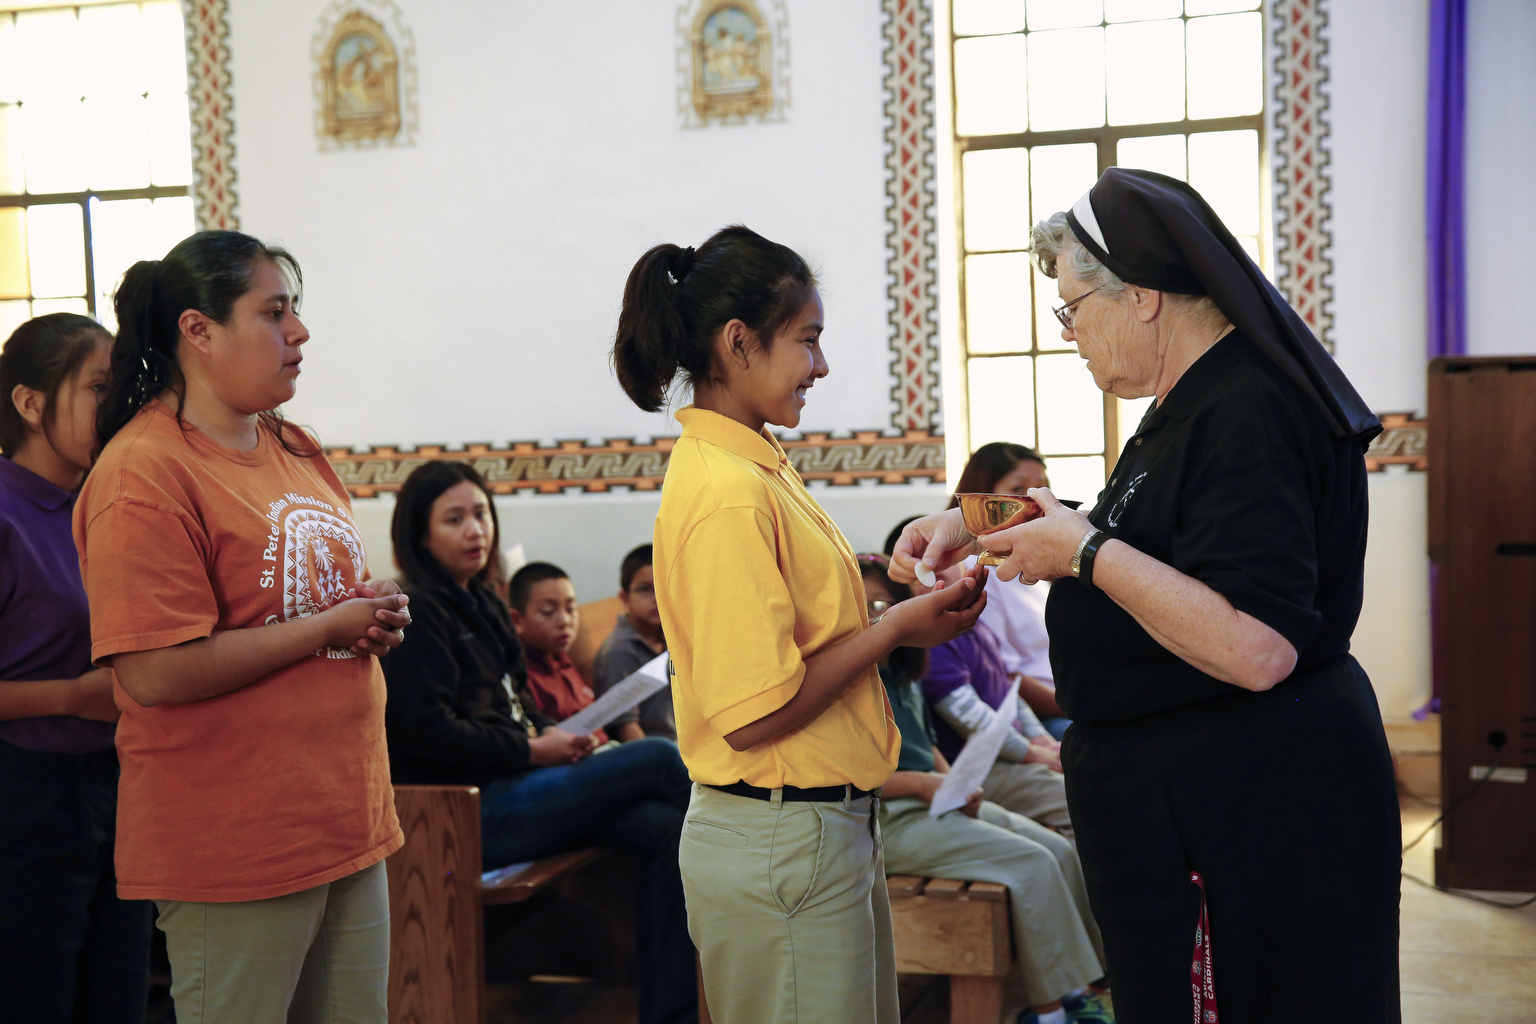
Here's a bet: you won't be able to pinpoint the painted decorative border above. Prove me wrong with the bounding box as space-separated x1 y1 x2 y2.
327 430 946 498
881 0 940 432
1271 0 1333 350
183 0 239 230
1363 413 1427 472
675 0 791 129
312 0 420 152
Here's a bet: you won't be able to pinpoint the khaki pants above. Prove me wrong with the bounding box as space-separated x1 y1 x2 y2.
155 860 389 1024
984 760 1074 838
679 783 899 1024
879 797 1106 1006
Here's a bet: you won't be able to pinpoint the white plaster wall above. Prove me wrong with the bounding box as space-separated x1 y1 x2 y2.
1465 0 1536 356
1356 470 1431 718
348 482 950 609
226 0 899 448
1327 0 1430 415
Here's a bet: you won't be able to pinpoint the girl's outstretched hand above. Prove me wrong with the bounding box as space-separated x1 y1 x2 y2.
884 564 989 648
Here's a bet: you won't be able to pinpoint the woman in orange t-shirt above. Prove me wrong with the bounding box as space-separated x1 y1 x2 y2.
76 231 409 1024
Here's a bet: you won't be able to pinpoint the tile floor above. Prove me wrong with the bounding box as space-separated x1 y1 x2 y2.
1398 804 1536 1023
485 802 1536 1023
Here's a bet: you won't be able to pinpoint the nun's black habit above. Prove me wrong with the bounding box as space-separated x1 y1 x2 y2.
1044 170 1401 1023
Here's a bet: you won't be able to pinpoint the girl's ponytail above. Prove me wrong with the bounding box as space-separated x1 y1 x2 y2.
611 226 817 414
97 259 174 449
613 243 694 413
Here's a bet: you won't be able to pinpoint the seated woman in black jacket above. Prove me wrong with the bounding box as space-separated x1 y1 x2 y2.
382 462 696 1024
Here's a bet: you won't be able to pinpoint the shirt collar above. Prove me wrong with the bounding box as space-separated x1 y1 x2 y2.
674 405 788 472
1145 330 1251 426
524 646 575 674
0 455 74 511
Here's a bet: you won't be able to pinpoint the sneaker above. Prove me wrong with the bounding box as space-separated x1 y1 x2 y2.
1063 989 1114 1022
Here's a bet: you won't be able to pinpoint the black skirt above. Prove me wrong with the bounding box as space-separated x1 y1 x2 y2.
1062 656 1402 1024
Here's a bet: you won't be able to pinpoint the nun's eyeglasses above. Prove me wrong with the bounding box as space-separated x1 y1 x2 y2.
1052 287 1100 329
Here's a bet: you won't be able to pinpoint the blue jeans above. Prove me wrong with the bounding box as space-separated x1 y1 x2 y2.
480 737 695 1024
1042 716 1073 741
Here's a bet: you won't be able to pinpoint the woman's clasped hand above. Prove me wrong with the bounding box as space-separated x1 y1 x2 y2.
341 579 413 657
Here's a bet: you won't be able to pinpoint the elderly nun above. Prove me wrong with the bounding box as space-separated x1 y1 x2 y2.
891 169 1399 1023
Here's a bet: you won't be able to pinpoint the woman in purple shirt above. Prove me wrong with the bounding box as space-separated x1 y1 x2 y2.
0 313 151 1023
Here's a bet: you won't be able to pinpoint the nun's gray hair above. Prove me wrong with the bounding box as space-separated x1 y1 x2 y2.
1028 209 1225 325
1028 211 1126 292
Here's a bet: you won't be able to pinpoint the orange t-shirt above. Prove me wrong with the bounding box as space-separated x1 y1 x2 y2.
74 402 402 902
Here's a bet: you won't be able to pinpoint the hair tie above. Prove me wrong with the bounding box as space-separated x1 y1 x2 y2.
671 246 696 283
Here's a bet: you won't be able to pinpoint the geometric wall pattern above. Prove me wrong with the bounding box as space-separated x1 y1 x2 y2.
326 430 946 498
182 0 240 230
881 0 941 432
1271 0 1334 349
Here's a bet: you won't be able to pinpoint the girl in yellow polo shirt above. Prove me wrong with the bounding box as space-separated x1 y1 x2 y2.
612 225 988 1024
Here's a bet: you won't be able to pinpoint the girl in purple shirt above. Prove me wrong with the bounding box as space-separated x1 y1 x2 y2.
0 313 151 1022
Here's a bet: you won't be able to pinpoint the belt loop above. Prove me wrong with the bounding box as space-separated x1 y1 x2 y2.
844 783 853 809
770 787 783 809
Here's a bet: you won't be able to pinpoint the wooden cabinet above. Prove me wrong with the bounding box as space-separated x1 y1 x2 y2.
1427 356 1536 893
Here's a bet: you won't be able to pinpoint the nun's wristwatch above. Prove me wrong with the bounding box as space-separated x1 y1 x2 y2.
1071 529 1107 588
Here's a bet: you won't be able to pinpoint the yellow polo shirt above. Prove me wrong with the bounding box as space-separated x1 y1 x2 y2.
653 406 900 790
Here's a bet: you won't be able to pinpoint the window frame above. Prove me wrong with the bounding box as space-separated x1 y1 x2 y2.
0 1 193 323
948 6 1269 480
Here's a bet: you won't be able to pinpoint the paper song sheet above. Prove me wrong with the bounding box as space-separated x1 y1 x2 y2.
929 676 1022 817
558 651 671 736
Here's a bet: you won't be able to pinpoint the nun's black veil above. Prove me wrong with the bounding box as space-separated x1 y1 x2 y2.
1063 168 1381 448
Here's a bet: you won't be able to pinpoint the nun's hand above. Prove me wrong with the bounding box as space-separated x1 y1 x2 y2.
888 508 980 592
977 487 1095 585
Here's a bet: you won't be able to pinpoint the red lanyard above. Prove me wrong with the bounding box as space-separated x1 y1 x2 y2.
1190 871 1219 1023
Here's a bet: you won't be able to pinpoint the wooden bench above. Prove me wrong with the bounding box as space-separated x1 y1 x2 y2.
388 785 1014 1024
385 785 614 1024
888 875 1014 1024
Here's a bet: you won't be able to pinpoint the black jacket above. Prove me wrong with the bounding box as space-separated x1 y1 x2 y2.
382 578 553 787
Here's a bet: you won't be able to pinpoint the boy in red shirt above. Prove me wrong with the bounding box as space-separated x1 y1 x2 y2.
509 562 608 746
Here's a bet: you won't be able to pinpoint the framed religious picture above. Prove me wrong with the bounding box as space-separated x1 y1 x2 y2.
688 0 780 124
313 1 417 150
319 11 400 143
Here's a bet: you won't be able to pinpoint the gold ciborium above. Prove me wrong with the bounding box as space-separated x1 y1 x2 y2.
954 492 1042 566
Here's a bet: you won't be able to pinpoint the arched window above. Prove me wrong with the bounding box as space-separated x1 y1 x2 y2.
950 0 1265 500
0 1 196 340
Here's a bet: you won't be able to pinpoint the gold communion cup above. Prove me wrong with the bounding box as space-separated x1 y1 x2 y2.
954 492 1042 566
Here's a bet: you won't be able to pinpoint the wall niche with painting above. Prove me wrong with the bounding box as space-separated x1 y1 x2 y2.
679 0 790 128
313 0 418 150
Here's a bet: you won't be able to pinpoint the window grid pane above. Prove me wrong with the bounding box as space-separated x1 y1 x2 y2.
0 4 192 321
952 3 1265 486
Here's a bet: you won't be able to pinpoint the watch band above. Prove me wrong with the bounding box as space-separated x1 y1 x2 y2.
1078 530 1108 589
1070 528 1103 581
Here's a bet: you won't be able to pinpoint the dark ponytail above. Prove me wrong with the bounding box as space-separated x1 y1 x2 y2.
98 230 306 453
612 225 817 413
0 313 110 457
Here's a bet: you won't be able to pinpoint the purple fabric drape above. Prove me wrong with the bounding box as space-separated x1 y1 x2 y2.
1420 0 1467 721
1426 0 1467 361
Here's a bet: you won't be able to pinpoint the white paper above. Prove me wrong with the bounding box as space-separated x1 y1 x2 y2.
558 652 671 736
480 861 535 886
929 676 1021 817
